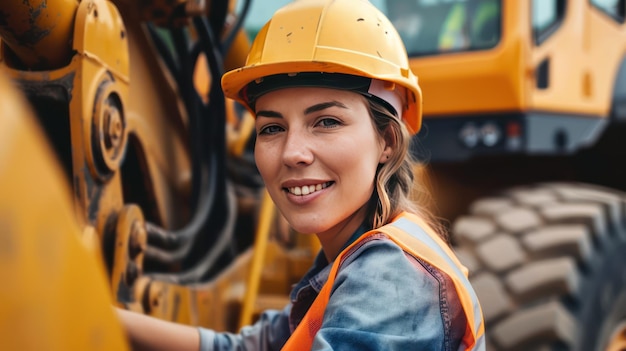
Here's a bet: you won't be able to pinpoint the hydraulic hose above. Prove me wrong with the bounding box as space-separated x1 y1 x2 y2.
221 0 251 54
142 4 236 282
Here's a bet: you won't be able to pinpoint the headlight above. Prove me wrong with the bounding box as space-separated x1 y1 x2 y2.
481 122 501 147
459 123 479 148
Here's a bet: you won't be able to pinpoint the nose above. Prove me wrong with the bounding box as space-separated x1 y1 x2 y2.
282 128 314 167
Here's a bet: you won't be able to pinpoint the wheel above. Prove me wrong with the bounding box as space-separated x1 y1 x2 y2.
451 182 626 351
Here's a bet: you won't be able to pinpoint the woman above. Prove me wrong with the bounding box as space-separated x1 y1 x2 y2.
119 0 485 349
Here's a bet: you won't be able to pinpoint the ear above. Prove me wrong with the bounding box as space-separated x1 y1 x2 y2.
379 145 393 163
379 126 395 163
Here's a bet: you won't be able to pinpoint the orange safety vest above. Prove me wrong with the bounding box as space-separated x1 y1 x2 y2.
281 212 485 350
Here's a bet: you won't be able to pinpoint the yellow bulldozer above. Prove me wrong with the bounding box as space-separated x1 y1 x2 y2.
1 0 626 350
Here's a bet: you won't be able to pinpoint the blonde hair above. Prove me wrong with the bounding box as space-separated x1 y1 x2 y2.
365 98 448 241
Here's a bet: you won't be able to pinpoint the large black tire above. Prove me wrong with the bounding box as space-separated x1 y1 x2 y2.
451 182 626 351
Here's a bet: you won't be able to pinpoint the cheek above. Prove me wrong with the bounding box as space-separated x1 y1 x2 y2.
254 145 274 182
329 139 380 184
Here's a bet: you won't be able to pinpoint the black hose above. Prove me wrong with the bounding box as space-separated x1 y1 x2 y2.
208 0 230 44
142 12 234 278
143 26 213 251
221 0 252 54
145 24 179 75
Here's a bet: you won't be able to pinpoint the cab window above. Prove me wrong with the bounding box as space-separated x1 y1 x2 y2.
240 0 501 57
532 0 566 45
385 0 501 57
591 0 626 23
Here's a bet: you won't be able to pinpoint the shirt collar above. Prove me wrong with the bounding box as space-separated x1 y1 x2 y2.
290 223 369 299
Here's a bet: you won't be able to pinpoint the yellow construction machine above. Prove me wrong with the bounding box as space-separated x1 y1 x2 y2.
0 0 318 349
386 0 626 350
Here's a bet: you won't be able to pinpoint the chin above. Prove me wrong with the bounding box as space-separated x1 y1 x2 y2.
290 224 324 235
288 217 330 236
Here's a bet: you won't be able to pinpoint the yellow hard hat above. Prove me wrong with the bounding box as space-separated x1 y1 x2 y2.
221 0 423 134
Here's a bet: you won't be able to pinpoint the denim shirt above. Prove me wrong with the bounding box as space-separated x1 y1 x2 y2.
198 227 467 351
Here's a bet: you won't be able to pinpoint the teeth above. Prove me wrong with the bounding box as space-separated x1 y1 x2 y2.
288 182 329 196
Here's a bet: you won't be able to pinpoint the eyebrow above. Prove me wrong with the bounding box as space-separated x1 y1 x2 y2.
304 101 348 114
255 100 348 118
255 110 283 118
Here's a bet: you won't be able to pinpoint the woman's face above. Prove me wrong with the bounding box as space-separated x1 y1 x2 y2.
254 87 389 252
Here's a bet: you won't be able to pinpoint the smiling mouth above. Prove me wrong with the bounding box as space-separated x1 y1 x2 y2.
286 182 333 196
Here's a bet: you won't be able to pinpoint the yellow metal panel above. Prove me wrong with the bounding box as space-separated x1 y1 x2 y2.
0 0 78 69
73 0 130 82
530 1 626 117
411 1 529 116
0 72 129 351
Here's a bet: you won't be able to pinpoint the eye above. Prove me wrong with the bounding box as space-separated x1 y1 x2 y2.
316 117 341 128
258 124 284 136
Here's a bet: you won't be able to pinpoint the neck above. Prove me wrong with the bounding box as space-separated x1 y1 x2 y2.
316 207 368 262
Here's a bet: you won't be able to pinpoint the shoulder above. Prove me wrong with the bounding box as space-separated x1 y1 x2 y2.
319 234 466 349
334 233 443 294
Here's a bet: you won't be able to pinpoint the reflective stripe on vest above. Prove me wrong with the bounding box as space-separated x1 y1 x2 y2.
281 212 485 351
